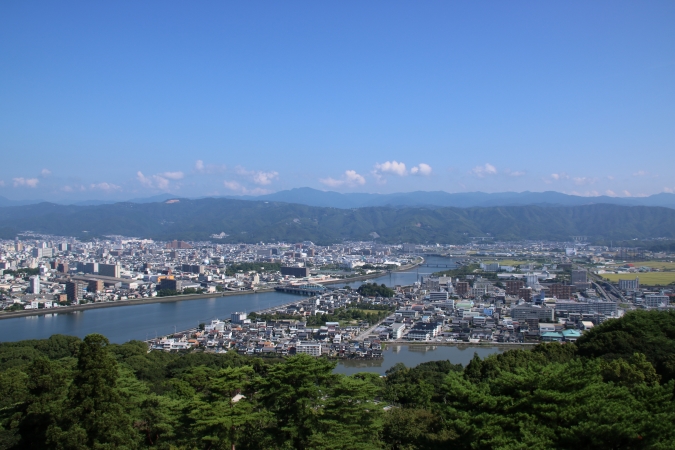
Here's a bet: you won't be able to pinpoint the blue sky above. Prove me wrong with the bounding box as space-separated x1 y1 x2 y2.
1 1 674 201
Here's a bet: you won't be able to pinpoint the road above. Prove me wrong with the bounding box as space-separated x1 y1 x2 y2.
576 264 629 305
353 314 394 341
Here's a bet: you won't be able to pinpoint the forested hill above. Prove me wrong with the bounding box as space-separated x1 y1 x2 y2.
1 198 675 243
0 310 673 449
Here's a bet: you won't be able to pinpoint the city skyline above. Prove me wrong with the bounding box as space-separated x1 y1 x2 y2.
2 1 674 201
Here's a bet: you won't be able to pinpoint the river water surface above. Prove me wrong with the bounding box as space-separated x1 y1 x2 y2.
0 256 502 370
0 256 464 361
334 344 503 375
0 291 298 343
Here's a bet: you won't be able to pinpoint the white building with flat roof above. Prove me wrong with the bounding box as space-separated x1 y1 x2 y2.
296 343 322 356
644 294 669 308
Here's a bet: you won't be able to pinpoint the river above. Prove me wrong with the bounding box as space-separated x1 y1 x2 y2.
0 291 298 344
334 344 503 376
331 255 458 289
0 255 458 344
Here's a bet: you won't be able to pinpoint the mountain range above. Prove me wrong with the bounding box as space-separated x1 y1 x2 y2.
1 197 675 244
3 189 675 209
226 188 675 209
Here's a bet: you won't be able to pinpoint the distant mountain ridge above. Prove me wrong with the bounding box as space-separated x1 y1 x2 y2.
2 189 674 209
0 193 178 207
224 188 675 209
0 197 674 244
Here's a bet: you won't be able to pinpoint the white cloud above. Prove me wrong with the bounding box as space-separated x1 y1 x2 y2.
571 190 600 197
137 171 171 190
252 171 278 185
195 160 226 174
137 171 152 187
410 163 432 176
137 170 186 190
664 187 674 194
319 177 343 188
622 190 632 197
223 180 268 195
632 170 647 177
13 177 39 188
90 182 121 192
40 169 51 177
319 170 367 188
154 176 170 190
503 169 525 177
573 177 597 186
374 161 407 176
159 171 184 180
344 170 366 185
550 172 570 181
605 190 616 197
61 185 74 192
370 171 385 184
223 180 243 191
470 163 497 178
0 180 4 187
235 166 279 185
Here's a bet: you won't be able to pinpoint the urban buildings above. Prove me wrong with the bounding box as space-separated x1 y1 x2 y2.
281 266 310 278
65 281 84 302
618 277 640 291
29 275 40 294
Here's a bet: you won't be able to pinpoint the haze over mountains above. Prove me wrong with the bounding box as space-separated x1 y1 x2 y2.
2 188 675 210
226 188 675 209
1 197 675 244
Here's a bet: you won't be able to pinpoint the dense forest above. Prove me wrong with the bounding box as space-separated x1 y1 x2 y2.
357 283 396 298
1 310 674 449
2 198 675 243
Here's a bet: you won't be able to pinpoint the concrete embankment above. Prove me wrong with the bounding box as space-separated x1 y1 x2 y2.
0 258 425 321
387 341 537 348
0 289 275 320
319 260 423 286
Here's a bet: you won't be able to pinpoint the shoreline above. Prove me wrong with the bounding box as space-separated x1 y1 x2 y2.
0 259 425 321
384 341 536 348
0 288 275 320
318 260 422 286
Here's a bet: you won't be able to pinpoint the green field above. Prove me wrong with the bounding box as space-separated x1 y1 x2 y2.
606 260 675 270
634 260 675 270
601 272 675 286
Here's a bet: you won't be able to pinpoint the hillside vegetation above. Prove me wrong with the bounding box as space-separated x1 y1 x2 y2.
0 310 674 449
1 199 675 244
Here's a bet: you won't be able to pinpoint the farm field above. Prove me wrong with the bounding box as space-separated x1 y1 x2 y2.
607 260 675 270
636 260 675 270
601 272 675 286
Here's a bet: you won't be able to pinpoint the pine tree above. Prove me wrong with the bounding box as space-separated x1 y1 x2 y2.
47 333 138 449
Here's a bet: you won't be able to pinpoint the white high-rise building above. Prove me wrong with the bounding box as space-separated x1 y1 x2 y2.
29 275 40 294
231 312 247 324
618 277 639 291
526 273 539 287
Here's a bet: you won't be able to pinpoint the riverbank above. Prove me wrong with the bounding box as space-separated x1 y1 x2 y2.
319 259 423 286
0 288 275 320
385 341 536 348
0 259 425 320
